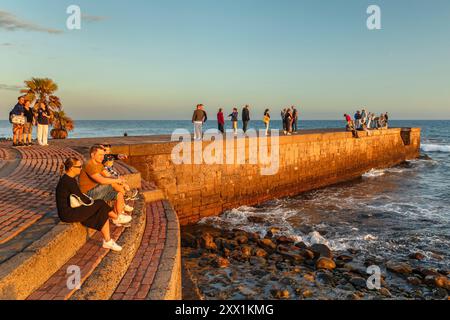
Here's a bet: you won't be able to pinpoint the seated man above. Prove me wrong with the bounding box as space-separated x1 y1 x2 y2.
79 145 132 224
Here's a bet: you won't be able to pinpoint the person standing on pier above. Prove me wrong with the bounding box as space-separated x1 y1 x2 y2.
217 108 225 134
263 109 271 136
192 104 207 140
9 96 26 147
292 106 298 132
281 108 287 134
354 110 362 129
36 101 51 146
242 105 250 133
23 98 36 146
229 107 239 135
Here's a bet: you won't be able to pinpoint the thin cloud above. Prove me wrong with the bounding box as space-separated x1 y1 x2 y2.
82 14 108 23
0 42 12 46
0 10 62 34
0 83 23 91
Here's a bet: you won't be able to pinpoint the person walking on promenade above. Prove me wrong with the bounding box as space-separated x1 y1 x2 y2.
292 106 298 132
263 109 271 136
79 145 131 223
23 98 36 146
285 109 293 135
281 108 287 134
56 157 125 251
10 96 26 147
36 101 51 146
354 110 362 129
217 108 225 133
229 107 239 135
192 104 207 141
242 105 250 133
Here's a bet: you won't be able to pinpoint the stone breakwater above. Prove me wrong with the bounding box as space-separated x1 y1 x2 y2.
118 128 421 226
181 225 450 300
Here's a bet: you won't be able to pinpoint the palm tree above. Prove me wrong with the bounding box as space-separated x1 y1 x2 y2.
21 77 74 139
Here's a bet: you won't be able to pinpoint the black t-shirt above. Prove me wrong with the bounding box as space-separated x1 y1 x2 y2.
23 108 34 123
37 108 50 125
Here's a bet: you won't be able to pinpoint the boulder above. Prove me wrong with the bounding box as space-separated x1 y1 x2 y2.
235 235 249 245
349 276 367 289
316 257 336 270
267 227 281 238
211 256 230 268
258 238 277 251
241 245 253 258
247 216 265 224
310 243 333 259
181 233 197 248
386 261 412 274
276 235 296 244
199 232 217 251
254 248 268 258
409 252 426 260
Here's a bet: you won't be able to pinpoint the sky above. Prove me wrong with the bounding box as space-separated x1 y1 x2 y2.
1 0 449 120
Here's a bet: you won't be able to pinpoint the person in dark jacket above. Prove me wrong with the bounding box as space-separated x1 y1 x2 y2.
217 108 225 133
192 104 207 140
56 157 126 251
23 99 36 146
242 105 250 133
10 96 26 147
291 106 298 132
228 108 239 135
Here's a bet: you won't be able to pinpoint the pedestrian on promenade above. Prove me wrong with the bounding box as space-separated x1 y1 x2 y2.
56 157 124 251
281 108 287 134
292 106 298 132
263 109 270 136
36 101 51 146
229 107 239 135
192 104 207 140
242 105 250 133
285 109 293 135
217 108 225 133
9 96 26 147
354 110 362 129
23 98 36 146
79 145 132 223
344 114 357 138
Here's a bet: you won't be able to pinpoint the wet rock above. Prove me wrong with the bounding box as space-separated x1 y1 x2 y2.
386 261 413 274
316 257 336 270
302 289 314 298
271 289 290 299
414 267 441 278
267 227 281 238
347 248 360 255
254 247 268 258
241 245 253 258
249 256 267 266
303 273 315 283
258 238 277 251
316 272 335 286
295 241 308 249
308 231 328 245
238 286 257 297
200 232 217 251
424 275 450 290
300 249 315 260
418 154 433 161
336 255 353 263
235 235 249 245
349 276 367 289
181 233 197 248
298 225 313 235
246 232 260 242
211 256 230 268
310 243 333 259
247 216 265 224
407 277 422 286
222 247 231 258
409 252 426 261
276 235 296 244
430 253 444 261
343 262 369 277
187 249 203 259
222 239 239 251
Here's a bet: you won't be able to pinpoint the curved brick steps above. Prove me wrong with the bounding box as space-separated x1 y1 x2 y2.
0 144 143 299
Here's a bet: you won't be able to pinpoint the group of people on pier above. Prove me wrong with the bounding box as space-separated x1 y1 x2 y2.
8 95 51 147
344 108 390 137
56 144 138 252
192 104 300 140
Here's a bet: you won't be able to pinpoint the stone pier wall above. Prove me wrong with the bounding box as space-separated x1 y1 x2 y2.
113 128 420 226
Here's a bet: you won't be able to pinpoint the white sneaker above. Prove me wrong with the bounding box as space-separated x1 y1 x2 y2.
124 204 134 212
112 214 132 226
102 239 122 252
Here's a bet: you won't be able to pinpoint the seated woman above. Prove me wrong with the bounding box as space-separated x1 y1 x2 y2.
56 157 130 252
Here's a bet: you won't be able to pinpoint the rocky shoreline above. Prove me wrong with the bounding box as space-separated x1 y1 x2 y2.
181 225 450 300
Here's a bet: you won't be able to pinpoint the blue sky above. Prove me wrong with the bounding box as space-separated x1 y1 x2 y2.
1 0 449 120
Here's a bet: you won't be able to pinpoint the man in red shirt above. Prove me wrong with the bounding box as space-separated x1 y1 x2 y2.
217 108 225 133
